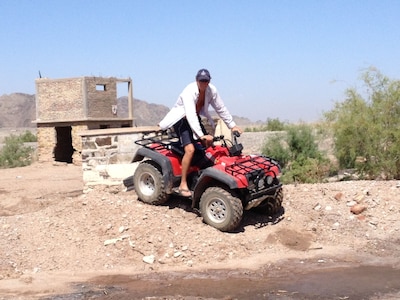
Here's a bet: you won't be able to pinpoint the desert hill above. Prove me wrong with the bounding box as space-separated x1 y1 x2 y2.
0 93 253 128
0 93 36 128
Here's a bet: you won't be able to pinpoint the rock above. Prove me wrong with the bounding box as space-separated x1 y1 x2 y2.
174 251 182 258
357 215 366 221
350 204 367 215
104 224 112 233
104 238 120 246
104 235 128 246
369 219 378 226
347 200 357 207
332 222 340 229
354 194 365 203
334 192 344 201
143 255 155 264
314 204 321 211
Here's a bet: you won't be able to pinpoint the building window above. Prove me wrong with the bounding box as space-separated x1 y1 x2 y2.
96 84 107 91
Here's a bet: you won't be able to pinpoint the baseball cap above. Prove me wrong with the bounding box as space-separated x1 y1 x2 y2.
196 69 211 81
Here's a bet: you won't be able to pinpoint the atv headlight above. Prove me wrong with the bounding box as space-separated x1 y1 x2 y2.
257 178 264 189
246 170 268 191
255 172 265 190
265 175 274 185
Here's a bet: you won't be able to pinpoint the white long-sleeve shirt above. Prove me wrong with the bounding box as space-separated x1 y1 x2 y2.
159 82 236 139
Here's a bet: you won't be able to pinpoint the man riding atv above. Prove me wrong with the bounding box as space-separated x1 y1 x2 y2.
125 69 282 232
158 68 242 198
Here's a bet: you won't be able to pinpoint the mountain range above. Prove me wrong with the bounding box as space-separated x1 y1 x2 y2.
0 93 253 128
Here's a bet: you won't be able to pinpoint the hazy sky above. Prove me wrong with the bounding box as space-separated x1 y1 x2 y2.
1 0 399 122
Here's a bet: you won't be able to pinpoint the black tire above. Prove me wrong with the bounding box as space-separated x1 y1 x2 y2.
133 161 169 205
200 187 243 232
254 187 283 215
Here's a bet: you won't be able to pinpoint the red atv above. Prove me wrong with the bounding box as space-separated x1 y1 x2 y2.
124 130 283 232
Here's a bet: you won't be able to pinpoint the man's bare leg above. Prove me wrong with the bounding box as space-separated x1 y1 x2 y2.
179 143 195 196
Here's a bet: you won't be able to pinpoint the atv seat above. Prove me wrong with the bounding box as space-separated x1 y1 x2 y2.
169 141 185 156
170 141 214 169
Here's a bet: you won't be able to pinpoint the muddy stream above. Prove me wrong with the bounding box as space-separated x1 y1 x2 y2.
42 263 400 300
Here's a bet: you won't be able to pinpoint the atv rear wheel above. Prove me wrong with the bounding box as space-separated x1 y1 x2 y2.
133 161 169 205
254 187 283 215
200 187 243 232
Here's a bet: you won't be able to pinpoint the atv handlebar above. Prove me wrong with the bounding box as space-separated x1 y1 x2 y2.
211 131 240 142
208 131 240 143
213 135 224 142
233 130 241 137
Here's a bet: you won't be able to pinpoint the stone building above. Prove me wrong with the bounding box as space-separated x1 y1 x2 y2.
34 76 133 164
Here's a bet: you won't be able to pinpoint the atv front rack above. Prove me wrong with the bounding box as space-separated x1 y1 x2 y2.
225 155 281 178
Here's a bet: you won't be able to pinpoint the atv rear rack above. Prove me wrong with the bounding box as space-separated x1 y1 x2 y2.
135 131 179 150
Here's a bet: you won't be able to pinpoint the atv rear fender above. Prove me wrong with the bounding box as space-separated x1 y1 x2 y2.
132 147 175 193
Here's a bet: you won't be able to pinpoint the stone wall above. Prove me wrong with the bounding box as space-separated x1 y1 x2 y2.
36 126 56 162
85 77 118 119
80 127 158 186
35 78 85 122
71 125 87 162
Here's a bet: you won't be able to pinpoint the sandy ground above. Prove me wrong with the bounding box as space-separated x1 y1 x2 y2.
0 162 400 299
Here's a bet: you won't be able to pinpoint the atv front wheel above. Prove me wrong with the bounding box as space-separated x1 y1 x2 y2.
254 187 283 215
200 187 243 232
133 161 169 205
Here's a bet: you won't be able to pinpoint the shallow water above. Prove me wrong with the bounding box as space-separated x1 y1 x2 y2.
45 264 400 300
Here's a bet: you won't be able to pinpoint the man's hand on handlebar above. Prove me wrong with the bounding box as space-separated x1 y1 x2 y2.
201 134 214 148
231 126 243 137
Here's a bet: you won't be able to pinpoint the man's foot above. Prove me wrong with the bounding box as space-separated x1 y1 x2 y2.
173 187 192 197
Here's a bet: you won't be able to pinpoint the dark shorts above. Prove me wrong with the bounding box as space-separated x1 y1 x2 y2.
173 116 207 147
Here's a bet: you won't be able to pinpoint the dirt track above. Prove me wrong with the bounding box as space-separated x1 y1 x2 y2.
0 162 400 299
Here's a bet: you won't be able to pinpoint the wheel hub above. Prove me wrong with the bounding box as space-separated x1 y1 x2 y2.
208 199 227 222
139 173 155 196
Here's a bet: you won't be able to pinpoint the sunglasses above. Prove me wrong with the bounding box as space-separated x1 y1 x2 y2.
199 79 210 83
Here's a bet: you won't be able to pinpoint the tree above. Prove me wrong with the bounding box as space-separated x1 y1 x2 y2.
325 68 400 179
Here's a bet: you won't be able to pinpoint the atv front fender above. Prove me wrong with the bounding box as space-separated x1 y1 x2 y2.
196 167 239 190
192 168 239 207
131 147 175 193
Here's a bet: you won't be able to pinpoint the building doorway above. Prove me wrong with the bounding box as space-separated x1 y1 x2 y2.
54 126 74 163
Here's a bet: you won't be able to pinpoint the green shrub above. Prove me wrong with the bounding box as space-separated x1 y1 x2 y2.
0 134 35 168
265 118 287 131
19 130 37 142
262 124 333 184
261 134 291 168
325 68 400 179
